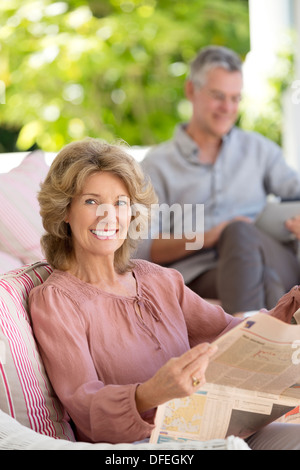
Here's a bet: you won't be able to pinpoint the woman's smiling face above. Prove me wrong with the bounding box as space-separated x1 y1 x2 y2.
65 171 132 262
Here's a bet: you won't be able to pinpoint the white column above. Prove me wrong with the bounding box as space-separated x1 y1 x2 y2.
244 0 300 172
287 0 300 172
244 0 292 103
282 1 300 171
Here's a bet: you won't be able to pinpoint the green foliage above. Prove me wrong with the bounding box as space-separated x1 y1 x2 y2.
0 0 250 152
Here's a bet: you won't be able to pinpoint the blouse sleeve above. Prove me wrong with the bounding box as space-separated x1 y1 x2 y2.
162 268 241 347
168 268 300 347
29 285 154 444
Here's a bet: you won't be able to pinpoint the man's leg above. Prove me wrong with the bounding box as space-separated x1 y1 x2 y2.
187 268 218 300
217 220 300 314
246 422 300 450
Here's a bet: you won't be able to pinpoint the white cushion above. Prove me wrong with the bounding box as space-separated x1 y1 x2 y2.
0 410 250 450
0 261 75 441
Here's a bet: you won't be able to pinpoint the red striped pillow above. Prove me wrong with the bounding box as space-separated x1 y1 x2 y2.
0 262 75 441
0 151 48 264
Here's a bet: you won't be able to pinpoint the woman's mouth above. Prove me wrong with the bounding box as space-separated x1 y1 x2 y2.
90 229 118 239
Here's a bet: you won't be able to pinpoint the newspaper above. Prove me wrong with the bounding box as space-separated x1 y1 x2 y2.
278 406 300 425
279 307 300 424
150 313 300 443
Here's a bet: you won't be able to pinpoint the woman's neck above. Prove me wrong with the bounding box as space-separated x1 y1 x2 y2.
68 253 117 285
67 254 137 298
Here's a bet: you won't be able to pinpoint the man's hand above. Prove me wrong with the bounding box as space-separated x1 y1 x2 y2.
285 215 300 239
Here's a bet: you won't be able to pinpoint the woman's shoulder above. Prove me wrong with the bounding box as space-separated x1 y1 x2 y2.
133 259 183 282
36 269 73 290
29 269 87 304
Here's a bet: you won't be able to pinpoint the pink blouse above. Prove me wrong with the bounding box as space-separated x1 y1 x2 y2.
28 259 298 444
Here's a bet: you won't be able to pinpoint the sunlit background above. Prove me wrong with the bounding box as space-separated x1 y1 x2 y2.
0 0 299 167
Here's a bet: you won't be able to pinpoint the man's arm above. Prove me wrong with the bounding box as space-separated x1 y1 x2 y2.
150 217 252 265
150 221 232 264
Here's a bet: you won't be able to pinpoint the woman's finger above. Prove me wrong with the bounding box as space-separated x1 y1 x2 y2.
181 344 218 389
181 343 218 372
175 343 217 371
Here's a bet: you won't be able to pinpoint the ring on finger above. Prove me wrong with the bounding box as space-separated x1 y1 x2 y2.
191 376 201 387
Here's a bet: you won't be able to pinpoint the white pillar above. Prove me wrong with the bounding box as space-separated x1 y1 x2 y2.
282 1 300 172
244 0 300 172
289 0 300 171
244 0 292 102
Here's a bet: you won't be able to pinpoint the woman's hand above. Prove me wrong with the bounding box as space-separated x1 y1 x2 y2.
135 342 218 414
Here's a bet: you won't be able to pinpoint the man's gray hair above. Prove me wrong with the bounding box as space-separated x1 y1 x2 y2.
189 46 243 87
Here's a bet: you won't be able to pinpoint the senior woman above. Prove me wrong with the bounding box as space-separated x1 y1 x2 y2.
29 138 300 449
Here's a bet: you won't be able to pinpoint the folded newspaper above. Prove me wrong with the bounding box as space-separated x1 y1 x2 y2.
150 313 300 443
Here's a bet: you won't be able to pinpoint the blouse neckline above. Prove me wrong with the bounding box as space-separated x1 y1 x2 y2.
53 263 142 301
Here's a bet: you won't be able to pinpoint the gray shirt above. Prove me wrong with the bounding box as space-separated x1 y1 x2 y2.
135 124 300 283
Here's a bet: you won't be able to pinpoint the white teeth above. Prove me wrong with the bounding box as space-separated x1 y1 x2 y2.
91 229 116 237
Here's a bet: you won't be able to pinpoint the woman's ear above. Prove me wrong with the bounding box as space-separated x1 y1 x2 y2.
64 209 69 224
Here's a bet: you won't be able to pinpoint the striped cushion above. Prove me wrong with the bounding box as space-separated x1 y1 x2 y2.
0 151 48 264
0 262 75 441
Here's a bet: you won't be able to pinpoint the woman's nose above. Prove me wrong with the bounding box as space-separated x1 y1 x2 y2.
96 203 117 225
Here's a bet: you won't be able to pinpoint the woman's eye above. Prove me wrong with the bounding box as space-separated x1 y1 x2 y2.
85 199 97 205
116 199 129 207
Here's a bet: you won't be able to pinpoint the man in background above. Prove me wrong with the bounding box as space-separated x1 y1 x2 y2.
136 45 300 315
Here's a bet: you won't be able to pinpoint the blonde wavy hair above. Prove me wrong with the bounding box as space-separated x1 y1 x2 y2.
38 138 157 273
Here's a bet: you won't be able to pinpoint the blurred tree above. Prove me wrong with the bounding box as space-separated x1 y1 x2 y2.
0 0 250 152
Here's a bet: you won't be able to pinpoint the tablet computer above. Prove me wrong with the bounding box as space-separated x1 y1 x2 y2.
255 201 300 242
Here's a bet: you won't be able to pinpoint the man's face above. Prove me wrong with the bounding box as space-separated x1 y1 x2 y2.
187 67 243 139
